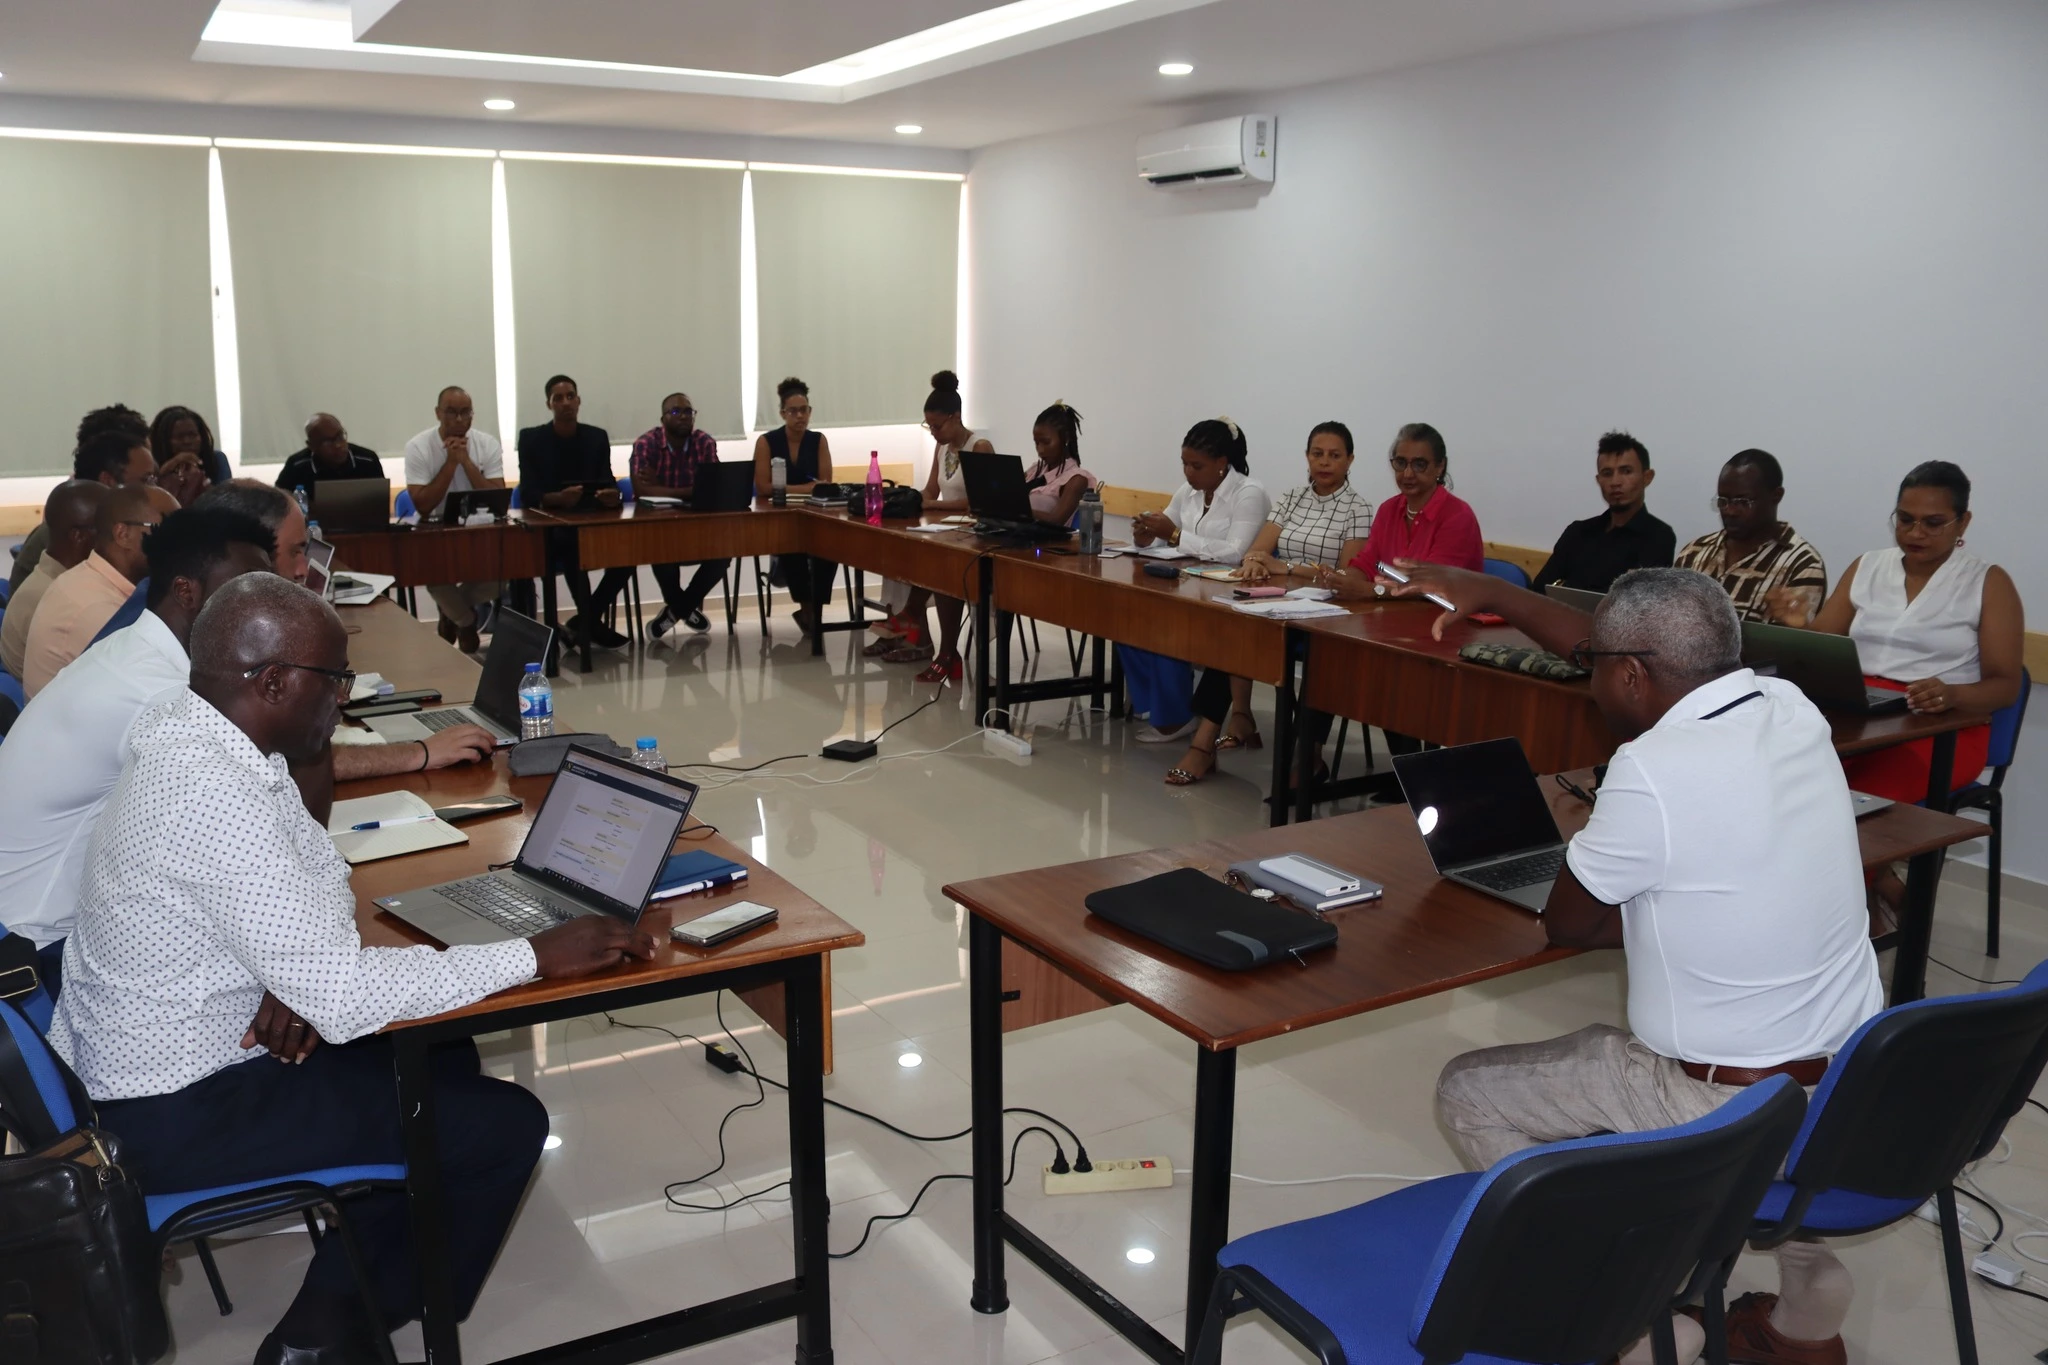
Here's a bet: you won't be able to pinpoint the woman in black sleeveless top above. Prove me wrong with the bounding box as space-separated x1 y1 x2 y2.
752 376 839 634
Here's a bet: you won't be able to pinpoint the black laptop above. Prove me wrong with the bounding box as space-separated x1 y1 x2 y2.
441 487 514 524
1392 738 1570 913
1740 621 1908 715
686 460 757 512
309 477 392 533
960 451 1069 542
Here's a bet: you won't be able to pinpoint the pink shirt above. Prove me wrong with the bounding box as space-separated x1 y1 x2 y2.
1025 459 1095 518
1352 485 1484 575
23 551 138 698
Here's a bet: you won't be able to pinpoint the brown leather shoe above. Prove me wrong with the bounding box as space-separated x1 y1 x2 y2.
457 624 480 654
1715 1292 1846 1365
436 616 458 645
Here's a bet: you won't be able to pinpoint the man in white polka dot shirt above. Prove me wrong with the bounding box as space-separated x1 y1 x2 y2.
51 575 659 1365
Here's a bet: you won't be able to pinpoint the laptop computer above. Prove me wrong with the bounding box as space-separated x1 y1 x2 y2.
364 609 555 747
374 744 699 946
1740 621 1909 715
441 487 514 524
961 451 1070 541
310 477 393 533
304 537 337 599
1392 737 1570 912
686 460 756 512
1544 584 1607 614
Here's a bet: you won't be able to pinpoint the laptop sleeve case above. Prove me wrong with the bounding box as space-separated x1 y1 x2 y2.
1083 867 1338 971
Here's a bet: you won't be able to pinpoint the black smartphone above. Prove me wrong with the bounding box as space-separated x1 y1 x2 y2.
431 795 524 824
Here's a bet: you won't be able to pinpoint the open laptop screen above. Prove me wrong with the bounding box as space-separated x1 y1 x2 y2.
1391 738 1565 870
471 609 554 730
304 538 336 599
960 451 1034 523
515 749 699 919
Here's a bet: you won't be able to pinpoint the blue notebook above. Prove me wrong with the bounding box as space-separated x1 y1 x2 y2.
654 850 749 900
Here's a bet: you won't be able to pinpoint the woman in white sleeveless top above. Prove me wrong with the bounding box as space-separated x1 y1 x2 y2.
1783 461 2024 802
868 371 993 675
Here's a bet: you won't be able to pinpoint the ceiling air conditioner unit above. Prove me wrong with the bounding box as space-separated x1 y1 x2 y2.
1137 115 1275 189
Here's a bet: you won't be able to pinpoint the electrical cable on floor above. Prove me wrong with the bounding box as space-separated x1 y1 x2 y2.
828 1127 1062 1260
1981 1277 2048 1307
1953 1184 2007 1245
1174 1169 1437 1187
658 997 774 1214
1928 956 2024 988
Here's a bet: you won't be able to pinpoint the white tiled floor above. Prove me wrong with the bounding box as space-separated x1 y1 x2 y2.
168 607 2048 1364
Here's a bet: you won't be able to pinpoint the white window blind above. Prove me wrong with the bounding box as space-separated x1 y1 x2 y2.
219 147 497 462
751 171 960 430
0 139 213 475
503 160 744 442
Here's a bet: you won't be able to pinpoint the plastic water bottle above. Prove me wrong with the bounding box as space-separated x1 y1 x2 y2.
633 737 666 772
1077 487 1104 555
293 485 310 518
771 456 788 507
865 451 884 525
517 663 554 740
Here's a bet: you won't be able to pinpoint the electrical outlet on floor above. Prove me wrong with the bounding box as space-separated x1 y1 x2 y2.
984 727 1032 761
1044 1157 1174 1195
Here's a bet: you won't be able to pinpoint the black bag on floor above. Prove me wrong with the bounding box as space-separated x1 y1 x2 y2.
0 1018 169 1365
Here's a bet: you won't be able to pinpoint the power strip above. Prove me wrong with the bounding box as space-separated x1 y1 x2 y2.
1974 1249 2024 1287
1044 1157 1173 1196
984 728 1033 760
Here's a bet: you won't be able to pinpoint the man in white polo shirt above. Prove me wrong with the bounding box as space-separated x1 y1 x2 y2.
1382 564 1880 1365
403 385 505 654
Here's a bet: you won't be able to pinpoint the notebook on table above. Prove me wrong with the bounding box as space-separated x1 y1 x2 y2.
326 791 467 864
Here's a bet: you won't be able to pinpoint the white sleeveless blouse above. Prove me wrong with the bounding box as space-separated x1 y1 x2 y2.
1847 547 1989 685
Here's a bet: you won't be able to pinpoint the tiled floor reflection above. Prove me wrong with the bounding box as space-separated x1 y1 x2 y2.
167 608 2048 1364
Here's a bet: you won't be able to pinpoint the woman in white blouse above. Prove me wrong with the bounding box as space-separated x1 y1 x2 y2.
1121 420 1270 748
1780 460 2023 803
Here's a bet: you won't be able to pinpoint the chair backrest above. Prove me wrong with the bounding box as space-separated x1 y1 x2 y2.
1411 1076 1805 1365
1985 667 2032 779
618 477 634 502
1482 557 1530 589
0 999 82 1147
1780 958 2048 1210
394 488 416 519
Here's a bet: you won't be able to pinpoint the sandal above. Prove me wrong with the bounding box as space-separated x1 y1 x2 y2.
1165 743 1218 787
916 652 963 684
884 642 935 664
1215 709 1263 751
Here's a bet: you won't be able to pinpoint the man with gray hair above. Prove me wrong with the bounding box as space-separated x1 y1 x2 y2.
1381 562 1881 1365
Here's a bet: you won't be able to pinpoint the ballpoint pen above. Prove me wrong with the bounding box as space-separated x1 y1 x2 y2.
350 814 438 832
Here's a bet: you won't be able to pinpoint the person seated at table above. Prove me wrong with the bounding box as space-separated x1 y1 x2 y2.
149 405 226 506
23 484 174 697
1024 400 1096 527
869 371 994 672
1112 418 1269 755
405 385 506 654
2 480 107 680
1532 430 1675 592
49 574 658 1365
1771 461 2024 805
1674 448 1825 624
275 413 386 493
11 411 157 592
194 479 312 586
631 390 729 639
752 376 841 637
518 374 634 652
1382 561 1882 1365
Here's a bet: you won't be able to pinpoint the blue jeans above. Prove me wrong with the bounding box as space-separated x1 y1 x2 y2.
1118 647 1193 731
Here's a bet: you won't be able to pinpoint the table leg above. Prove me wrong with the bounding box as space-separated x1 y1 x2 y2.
1293 707 1321 824
972 557 993 730
1887 729 1960 1006
1924 729 1958 807
1184 1048 1238 1359
1108 649 1126 720
394 1032 462 1365
1269 658 1298 830
783 954 835 1364
994 609 1015 734
1091 635 1107 711
541 573 560 679
969 913 1009 1314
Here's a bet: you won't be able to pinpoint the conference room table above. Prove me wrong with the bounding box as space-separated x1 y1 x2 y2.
945 784 1990 1365
334 600 864 1365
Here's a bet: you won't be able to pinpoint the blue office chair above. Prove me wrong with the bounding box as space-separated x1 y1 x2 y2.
1195 1077 1806 1365
1716 958 2048 1365
0 669 25 741
0 1002 406 1365
0 577 11 606
1945 668 2031 956
1482 557 1530 590
617 477 634 502
394 488 416 520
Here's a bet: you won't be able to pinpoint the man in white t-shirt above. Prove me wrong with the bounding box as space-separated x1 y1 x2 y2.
403 385 505 654
1382 563 1880 1365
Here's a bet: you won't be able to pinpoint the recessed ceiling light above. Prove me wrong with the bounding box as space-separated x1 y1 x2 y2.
483 98 516 111
542 1134 563 1151
1158 62 1194 77
897 1051 923 1068
895 124 924 136
1126 1247 1156 1265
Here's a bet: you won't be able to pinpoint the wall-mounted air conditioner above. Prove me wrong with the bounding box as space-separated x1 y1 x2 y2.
1136 115 1275 189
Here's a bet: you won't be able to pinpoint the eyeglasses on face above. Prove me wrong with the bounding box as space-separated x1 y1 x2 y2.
115 519 159 536
243 661 356 698
782 404 812 417
1709 495 1759 512
1387 456 1437 475
1569 639 1658 671
1890 510 1958 533
664 406 696 419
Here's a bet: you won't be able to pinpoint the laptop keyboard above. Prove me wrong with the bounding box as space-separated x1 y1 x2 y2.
1464 848 1567 892
440 876 576 936
417 708 480 734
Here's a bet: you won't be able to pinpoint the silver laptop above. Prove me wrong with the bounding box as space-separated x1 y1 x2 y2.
1544 584 1607 614
365 609 554 747
1392 737 1569 912
375 745 698 946
305 537 337 600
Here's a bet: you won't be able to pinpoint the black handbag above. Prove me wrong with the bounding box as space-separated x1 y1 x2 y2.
0 1023 169 1365
842 482 923 520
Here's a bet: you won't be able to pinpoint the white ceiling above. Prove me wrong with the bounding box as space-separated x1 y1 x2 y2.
0 0 1783 152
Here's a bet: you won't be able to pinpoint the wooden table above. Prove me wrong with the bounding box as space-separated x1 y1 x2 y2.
338 597 487 702
945 792 1989 1364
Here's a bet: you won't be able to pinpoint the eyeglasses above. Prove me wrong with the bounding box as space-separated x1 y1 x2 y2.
664 406 696 419
1387 457 1436 475
1708 495 1759 512
243 661 357 699
1569 639 1658 671
782 404 812 417
115 519 158 536
1890 511 1957 533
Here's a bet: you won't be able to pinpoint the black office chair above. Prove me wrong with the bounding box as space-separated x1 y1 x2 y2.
1945 667 2031 956
1194 1076 1806 1365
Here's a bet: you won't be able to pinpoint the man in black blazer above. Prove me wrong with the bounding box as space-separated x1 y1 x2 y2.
517 375 633 651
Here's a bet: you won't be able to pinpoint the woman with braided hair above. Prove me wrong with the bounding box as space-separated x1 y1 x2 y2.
1023 400 1096 527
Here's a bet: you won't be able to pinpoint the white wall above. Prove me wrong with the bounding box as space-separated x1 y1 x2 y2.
965 0 2048 875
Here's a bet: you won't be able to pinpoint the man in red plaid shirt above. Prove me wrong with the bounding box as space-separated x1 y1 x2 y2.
630 391 730 635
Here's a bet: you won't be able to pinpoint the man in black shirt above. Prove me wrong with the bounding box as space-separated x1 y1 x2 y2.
275 413 385 492
1532 431 1675 593
516 374 632 651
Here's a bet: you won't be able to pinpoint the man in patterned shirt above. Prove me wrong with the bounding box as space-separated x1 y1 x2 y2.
1675 448 1827 624
630 391 729 636
51 575 657 1365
